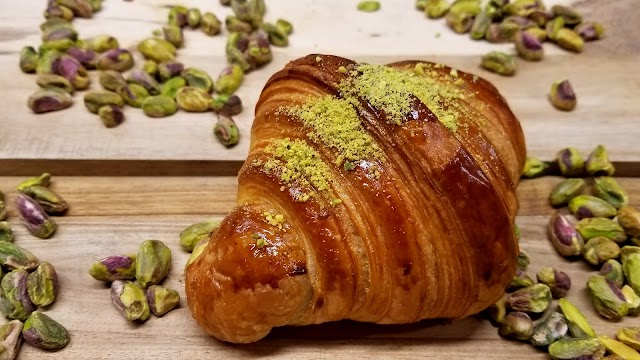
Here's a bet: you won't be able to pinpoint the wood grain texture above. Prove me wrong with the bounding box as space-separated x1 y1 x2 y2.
1 0 639 174
0 176 638 358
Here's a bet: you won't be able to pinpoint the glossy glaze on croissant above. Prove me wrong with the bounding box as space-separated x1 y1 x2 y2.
185 54 526 343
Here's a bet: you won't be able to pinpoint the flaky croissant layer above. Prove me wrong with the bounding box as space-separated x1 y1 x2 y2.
186 54 526 343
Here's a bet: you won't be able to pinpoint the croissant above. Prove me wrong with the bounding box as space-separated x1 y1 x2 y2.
185 54 526 343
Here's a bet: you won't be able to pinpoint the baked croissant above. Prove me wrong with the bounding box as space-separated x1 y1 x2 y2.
186 54 526 343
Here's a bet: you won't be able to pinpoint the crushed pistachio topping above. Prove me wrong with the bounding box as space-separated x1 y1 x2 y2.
285 96 384 167
263 211 286 230
339 63 467 131
251 233 267 248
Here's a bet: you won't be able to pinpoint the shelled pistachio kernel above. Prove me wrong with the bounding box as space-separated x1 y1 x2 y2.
617 328 640 351
599 336 640 360
498 312 533 340
530 312 568 347
175 87 212 112
593 177 628 209
600 259 625 287
481 51 516 76
586 275 629 320
506 284 552 313
556 147 583 176
568 195 617 219
549 178 586 207
22 311 69 350
141 95 177 118
618 206 640 238
548 338 605 360
522 156 549 178
98 105 125 128
357 1 381 12
558 297 596 338
586 144 615 176
549 80 577 112
536 267 571 299
514 30 543 61
576 218 627 243
548 212 584 257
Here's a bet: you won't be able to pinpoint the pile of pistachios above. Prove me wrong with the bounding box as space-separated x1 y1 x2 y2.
415 0 604 76
496 145 640 358
178 220 220 270
89 240 180 321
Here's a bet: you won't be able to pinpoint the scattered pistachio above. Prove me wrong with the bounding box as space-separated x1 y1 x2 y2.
127 70 161 95
142 60 158 77
469 11 490 39
0 269 36 321
569 195 617 220
44 4 74 21
158 61 185 82
621 246 640 264
35 49 61 75
556 28 585 53
276 18 293 35
558 297 596 338
162 25 184 48
530 312 568 347
0 222 13 243
26 262 58 307
16 173 50 192
141 95 178 118
357 1 380 12
487 295 507 325
15 194 57 239
99 70 127 92
446 11 475 34
522 156 550 178
214 115 240 147
41 23 78 43
201 12 222 36
187 8 202 28
214 65 244 96
601 259 625 288
53 54 90 90
40 18 71 32
0 242 39 271
576 218 627 243
586 145 615 176
167 5 188 28
514 30 543 61
499 311 533 340
20 46 39 73
226 33 252 72
556 147 584 177
85 34 119 53
587 275 629 320
27 89 73 114
536 267 571 299
226 16 253 33
179 221 219 252
56 0 93 18
211 94 243 116
67 47 98 69
146 285 180 317
245 30 272 69
98 105 125 128
135 240 171 288
621 285 640 316
622 253 640 296
548 212 584 257
506 284 552 313
551 5 582 26
185 238 209 270
423 0 450 18
510 268 535 290
262 22 289 47
516 250 530 270
22 311 70 350
111 280 150 322
593 177 628 209
160 76 187 99
117 83 149 108
0 320 23 360
618 206 640 238
84 90 124 114
137 38 176 63
21 185 68 215
548 338 605 360
549 179 585 208
96 48 134 72
182 68 214 93
484 22 516 43
575 22 605 41
599 336 640 360
617 328 640 351
175 87 212 112
525 27 548 42
481 51 516 76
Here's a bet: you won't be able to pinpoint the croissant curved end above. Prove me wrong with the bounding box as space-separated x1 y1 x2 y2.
186 54 526 343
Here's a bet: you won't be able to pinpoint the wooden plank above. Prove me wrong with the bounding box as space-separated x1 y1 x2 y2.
1 0 640 172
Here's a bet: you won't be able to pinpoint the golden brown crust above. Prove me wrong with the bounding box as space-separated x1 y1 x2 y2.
185 54 526 343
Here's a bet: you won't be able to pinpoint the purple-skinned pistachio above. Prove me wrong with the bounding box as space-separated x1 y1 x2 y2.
53 54 90 90
127 69 161 95
556 147 583 176
514 30 543 61
0 269 36 321
587 275 629 320
0 242 40 271
116 83 149 108
568 195 616 219
41 24 77 43
575 22 605 41
27 89 73 114
211 94 243 116
548 212 584 257
15 195 56 239
245 30 272 69
21 185 69 215
157 61 185 82
89 254 136 282
56 0 93 18
27 262 58 307
146 285 180 316
22 312 69 350
0 320 23 360
67 47 98 69
214 115 240 147
43 4 74 21
97 48 134 72
536 267 571 299
168 5 188 28
98 105 125 128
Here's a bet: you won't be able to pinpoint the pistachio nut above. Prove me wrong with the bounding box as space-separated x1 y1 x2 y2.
142 60 158 77
587 275 629 320
516 250 530 270
556 28 585 53
117 83 149 108
586 145 615 176
548 212 584 257
510 268 535 290
85 34 119 53
35 49 61 75
484 22 518 43
111 280 150 321
549 178 586 208
20 46 39 73
226 16 253 33
185 238 209 270
22 311 70 350
593 177 628 209
44 4 74 21
530 312 568 347
502 0 542 16
276 18 293 35
158 61 185 82
214 115 240 147
167 5 188 28
600 259 625 288
556 147 584 176
67 47 98 69
232 0 265 26
0 269 36 321
357 1 380 12
558 297 596 338
424 0 450 18
141 95 178 118
127 69 161 95
53 54 90 90
0 320 23 360
536 267 571 299
498 311 532 340
226 33 252 71
551 5 582 26
0 222 13 243
84 90 124 114
525 27 548 42
40 38 76 53
16 173 50 192
617 328 640 351
160 76 187 98
181 68 214 93
98 105 125 128
211 94 243 116
27 89 72 114
201 12 222 36
89 0 102 11
262 22 289 47
546 16 565 41
506 283 552 313
527 9 553 26
569 195 617 220
502 15 537 31
162 25 184 48
21 185 68 215
618 207 640 238
187 8 202 28
56 0 93 18
40 18 71 32
576 218 627 243
214 65 244 96
96 48 134 72
446 11 474 34
548 338 605 360
481 51 516 76
484 0 504 20
135 240 171 288
175 87 212 112
179 220 219 252
99 70 127 92
599 336 640 360
15 194 56 239
575 22 605 41
622 285 640 316
27 262 58 307
470 11 490 40
41 23 78 43
486 295 506 325
514 30 544 61
245 30 272 69
622 253 640 296
146 285 180 317
522 156 550 178
137 38 176 63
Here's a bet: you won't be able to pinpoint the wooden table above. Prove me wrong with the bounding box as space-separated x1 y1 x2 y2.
0 0 639 358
